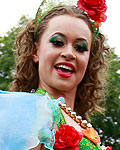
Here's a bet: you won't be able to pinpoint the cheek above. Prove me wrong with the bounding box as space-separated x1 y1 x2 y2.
85 55 90 67
38 48 50 64
76 57 90 81
38 46 59 69
78 54 90 69
76 57 89 83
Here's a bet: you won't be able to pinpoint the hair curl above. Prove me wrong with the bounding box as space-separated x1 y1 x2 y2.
10 6 109 120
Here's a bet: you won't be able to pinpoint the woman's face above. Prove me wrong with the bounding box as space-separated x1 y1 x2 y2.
33 15 92 92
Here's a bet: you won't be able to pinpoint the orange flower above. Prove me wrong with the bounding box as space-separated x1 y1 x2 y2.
81 127 101 144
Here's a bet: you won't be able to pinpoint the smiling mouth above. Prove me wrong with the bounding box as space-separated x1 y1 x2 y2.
54 63 75 78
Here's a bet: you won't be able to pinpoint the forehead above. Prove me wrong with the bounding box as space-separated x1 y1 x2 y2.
43 15 92 44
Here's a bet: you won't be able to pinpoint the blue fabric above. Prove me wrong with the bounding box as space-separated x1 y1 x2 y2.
0 91 65 150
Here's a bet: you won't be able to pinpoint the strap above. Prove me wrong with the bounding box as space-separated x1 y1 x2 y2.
57 108 67 128
35 88 54 99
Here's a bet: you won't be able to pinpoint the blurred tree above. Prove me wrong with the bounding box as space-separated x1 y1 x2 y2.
91 49 120 150
0 16 29 90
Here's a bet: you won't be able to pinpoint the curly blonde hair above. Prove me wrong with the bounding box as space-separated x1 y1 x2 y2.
10 6 109 120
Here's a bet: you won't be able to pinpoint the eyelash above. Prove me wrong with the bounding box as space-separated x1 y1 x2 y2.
74 44 88 52
50 37 88 52
50 38 64 47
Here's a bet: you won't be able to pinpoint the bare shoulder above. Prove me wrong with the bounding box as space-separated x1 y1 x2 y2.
30 144 46 150
30 144 40 150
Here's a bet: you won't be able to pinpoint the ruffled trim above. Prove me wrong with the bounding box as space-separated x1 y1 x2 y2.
35 92 65 149
0 91 65 150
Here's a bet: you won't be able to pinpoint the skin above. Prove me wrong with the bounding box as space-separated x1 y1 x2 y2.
32 14 92 150
33 14 91 109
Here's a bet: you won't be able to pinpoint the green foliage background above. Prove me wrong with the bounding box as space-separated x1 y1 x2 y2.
91 50 120 150
0 16 120 149
0 16 29 90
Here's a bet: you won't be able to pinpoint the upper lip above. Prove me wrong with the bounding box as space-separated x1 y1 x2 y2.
55 62 75 72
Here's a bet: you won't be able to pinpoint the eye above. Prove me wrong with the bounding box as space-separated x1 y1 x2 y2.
74 43 88 52
50 36 64 47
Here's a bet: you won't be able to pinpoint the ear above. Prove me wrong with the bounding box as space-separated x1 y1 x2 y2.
32 43 39 63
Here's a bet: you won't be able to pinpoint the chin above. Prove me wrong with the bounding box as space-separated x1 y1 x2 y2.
55 83 77 92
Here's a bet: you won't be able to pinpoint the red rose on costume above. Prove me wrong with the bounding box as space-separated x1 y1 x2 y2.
106 146 112 150
54 123 84 150
77 0 107 23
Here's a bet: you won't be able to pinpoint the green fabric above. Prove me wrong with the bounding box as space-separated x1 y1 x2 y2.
35 88 101 150
36 88 62 129
79 137 101 150
36 88 67 129
57 109 67 128
35 88 54 99
35 88 47 95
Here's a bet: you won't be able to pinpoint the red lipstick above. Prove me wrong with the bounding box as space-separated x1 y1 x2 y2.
55 62 75 78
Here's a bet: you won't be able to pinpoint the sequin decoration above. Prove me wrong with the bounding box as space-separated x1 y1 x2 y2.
34 0 78 40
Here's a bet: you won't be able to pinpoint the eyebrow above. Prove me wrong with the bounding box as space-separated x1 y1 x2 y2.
51 32 65 38
75 38 88 44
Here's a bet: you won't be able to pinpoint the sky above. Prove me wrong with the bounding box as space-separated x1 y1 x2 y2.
0 0 120 57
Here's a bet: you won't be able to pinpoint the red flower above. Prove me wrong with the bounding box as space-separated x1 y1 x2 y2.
77 0 107 23
54 123 84 150
106 146 112 150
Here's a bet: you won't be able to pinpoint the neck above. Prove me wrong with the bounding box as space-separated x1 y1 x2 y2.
38 85 77 111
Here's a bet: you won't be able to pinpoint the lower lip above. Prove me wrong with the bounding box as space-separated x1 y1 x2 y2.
55 68 73 78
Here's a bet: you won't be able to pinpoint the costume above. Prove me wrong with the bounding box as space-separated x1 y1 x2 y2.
0 89 111 150
0 1 111 149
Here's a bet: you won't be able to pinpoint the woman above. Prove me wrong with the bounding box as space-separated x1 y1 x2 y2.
0 0 112 150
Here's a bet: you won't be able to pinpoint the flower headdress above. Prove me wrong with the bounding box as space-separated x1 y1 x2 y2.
77 0 107 27
34 0 107 40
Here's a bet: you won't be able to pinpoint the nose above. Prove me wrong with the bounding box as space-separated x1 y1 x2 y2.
60 46 76 60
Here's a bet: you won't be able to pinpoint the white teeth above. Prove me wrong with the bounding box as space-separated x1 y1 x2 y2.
56 65 73 71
